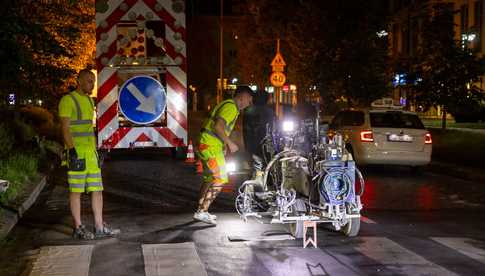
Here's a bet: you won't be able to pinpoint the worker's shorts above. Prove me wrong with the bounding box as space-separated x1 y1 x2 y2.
197 143 228 186
67 149 103 193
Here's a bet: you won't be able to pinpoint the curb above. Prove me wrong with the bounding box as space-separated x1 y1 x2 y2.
0 176 47 239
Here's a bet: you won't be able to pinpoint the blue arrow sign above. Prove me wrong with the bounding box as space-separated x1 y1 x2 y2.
118 75 166 125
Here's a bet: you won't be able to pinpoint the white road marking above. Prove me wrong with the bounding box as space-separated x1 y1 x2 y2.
126 83 157 115
431 237 485 265
142 242 208 276
355 237 458 275
360 216 377 224
28 245 93 276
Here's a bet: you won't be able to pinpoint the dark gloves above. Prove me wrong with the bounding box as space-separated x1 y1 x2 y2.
67 148 85 171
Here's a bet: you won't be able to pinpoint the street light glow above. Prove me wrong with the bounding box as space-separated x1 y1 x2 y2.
377 30 388 37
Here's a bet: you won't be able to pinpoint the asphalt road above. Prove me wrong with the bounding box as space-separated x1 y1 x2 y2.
1 150 484 276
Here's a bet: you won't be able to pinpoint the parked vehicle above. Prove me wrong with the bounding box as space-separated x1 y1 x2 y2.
329 98 432 167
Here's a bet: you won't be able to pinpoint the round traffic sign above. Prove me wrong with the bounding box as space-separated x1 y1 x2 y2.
118 75 167 125
270 71 286 87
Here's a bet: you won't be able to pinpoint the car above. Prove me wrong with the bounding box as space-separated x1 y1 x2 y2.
328 98 432 167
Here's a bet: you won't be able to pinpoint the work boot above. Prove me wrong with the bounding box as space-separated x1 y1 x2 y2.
95 223 121 239
72 225 94 240
193 211 217 225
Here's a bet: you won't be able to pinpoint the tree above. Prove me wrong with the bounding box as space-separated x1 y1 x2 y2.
413 4 485 128
0 0 95 110
233 0 389 110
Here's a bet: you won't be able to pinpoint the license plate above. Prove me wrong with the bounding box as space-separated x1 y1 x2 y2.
387 134 413 142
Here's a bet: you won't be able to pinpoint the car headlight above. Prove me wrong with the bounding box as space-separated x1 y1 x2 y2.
226 161 237 173
282 120 295 132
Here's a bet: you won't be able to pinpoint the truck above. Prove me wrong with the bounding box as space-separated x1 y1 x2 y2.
95 0 187 151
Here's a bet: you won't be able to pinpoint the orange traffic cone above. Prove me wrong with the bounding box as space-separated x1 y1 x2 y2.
185 140 196 163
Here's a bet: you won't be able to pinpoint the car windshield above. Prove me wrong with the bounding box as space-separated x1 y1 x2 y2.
370 111 425 129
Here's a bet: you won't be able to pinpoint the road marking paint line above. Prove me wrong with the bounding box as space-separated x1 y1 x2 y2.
255 248 359 276
355 237 458 276
28 245 94 276
142 242 208 276
431 237 485 265
360 216 377 224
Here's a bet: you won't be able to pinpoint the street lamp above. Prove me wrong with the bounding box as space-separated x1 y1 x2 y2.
218 0 224 104
376 30 388 37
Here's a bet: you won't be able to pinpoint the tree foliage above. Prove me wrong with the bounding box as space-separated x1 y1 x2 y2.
412 4 485 127
233 0 389 109
0 0 95 110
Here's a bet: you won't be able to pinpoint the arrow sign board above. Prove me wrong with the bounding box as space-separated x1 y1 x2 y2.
118 75 166 125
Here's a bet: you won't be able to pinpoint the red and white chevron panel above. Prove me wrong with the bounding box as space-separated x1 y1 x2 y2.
95 0 187 149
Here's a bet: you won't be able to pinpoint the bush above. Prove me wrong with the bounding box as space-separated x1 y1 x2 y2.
430 128 485 168
19 106 61 141
448 99 484 123
0 153 38 205
0 123 14 159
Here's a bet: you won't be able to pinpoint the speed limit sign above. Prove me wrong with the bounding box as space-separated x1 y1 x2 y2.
270 71 286 87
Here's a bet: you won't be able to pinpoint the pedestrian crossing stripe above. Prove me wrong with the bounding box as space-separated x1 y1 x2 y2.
25 238 485 275
354 237 458 275
360 215 377 224
142 242 207 276
28 245 93 276
431 237 485 265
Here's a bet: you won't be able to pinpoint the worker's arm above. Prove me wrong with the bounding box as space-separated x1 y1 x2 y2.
61 117 74 149
213 118 238 153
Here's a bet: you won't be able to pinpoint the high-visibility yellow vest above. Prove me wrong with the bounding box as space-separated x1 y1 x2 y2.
58 91 96 150
200 99 239 146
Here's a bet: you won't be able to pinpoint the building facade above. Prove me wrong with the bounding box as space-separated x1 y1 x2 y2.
388 0 484 115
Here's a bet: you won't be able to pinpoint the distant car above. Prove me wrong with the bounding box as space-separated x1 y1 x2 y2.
329 99 432 167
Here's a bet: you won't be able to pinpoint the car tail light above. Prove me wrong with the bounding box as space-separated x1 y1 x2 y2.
425 133 432 144
360 130 374 142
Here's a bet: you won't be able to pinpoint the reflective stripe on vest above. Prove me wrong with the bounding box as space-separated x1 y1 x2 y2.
68 93 95 139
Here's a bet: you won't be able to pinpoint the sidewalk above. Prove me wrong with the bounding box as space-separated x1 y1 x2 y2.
0 175 47 239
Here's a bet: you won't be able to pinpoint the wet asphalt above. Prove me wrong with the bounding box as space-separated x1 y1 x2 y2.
1 149 485 276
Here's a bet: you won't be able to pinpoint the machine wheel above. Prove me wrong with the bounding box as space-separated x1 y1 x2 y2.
341 209 360 237
288 199 307 239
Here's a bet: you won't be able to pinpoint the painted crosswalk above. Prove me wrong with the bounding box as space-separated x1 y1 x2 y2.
354 237 458 275
431 237 485 265
28 245 94 276
25 237 485 275
142 242 207 276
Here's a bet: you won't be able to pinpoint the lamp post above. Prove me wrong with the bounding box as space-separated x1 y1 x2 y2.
217 0 224 104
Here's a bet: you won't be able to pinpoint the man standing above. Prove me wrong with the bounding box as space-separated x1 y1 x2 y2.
194 85 254 225
59 69 119 239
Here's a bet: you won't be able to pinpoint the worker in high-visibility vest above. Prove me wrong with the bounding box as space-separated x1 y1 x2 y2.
59 69 120 239
194 85 254 225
